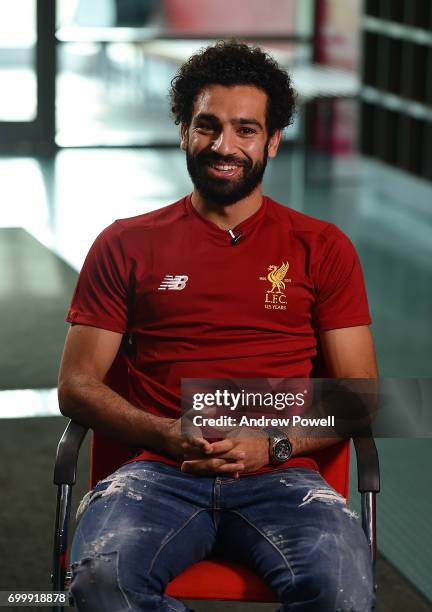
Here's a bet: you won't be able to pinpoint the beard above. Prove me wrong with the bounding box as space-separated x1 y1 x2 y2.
186 145 268 206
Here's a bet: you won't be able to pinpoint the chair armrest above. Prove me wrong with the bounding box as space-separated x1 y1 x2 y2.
352 435 380 493
54 419 89 485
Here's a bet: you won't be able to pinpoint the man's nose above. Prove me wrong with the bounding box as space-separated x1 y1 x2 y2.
211 129 236 155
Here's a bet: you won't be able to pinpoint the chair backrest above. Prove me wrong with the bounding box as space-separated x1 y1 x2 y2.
91 347 350 497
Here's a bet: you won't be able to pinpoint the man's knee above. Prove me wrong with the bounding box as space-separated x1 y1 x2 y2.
279 536 375 611
71 551 134 611
300 562 373 611
71 549 190 612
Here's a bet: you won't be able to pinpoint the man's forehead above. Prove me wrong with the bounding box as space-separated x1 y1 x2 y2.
192 84 267 122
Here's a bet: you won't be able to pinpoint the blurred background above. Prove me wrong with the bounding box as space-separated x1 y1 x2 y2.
0 1 431 610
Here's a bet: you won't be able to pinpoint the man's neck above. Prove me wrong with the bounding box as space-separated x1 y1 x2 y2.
191 187 264 231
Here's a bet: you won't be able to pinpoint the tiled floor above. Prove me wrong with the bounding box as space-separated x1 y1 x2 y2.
1 147 432 603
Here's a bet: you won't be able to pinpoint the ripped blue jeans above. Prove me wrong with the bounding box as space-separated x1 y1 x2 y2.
70 461 375 612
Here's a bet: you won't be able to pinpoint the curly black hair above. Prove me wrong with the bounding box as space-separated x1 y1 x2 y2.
170 40 297 136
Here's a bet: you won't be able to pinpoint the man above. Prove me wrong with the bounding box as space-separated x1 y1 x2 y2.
59 41 377 611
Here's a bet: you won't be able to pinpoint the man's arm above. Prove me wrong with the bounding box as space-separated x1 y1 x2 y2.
288 325 378 457
319 325 378 379
181 325 378 474
58 325 245 467
59 325 160 447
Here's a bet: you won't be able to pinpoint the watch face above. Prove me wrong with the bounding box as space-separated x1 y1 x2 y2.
274 439 292 462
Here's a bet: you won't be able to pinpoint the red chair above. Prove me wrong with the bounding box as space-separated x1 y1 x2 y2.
52 354 380 610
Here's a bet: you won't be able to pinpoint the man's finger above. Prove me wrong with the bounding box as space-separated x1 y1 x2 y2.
182 457 226 471
206 438 236 454
184 449 245 462
211 449 246 462
185 436 213 452
181 458 245 475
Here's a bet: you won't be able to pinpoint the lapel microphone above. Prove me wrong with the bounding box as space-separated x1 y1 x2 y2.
228 229 243 245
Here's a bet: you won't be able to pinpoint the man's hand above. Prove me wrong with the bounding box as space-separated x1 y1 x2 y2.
161 418 215 462
163 419 250 476
180 428 270 477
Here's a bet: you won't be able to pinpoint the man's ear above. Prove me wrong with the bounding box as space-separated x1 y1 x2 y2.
267 129 282 159
180 124 188 151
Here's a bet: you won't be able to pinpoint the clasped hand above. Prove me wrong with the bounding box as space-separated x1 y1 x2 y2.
164 420 270 477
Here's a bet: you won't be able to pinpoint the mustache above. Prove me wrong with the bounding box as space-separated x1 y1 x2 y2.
195 151 249 167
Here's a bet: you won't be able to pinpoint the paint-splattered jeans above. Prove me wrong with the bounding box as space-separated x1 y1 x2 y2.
70 461 375 612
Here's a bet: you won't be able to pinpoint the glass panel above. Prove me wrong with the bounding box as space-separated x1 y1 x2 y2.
56 39 300 146
0 1 37 121
56 0 303 146
163 0 296 35
57 0 296 33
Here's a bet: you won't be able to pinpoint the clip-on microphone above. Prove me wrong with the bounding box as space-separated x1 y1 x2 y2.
228 229 242 245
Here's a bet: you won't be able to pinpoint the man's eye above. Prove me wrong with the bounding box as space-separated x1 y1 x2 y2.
196 124 214 131
239 127 256 135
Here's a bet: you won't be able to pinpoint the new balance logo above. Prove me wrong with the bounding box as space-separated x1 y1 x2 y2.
158 275 189 291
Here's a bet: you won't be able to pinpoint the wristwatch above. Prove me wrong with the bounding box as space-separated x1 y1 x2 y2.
262 427 293 465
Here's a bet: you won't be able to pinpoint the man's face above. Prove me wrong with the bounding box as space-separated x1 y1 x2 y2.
181 84 281 206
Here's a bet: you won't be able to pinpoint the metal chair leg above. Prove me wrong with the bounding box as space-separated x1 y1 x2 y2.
361 491 377 590
52 484 72 612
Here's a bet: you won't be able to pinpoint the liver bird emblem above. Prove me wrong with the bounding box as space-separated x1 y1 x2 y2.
267 262 289 293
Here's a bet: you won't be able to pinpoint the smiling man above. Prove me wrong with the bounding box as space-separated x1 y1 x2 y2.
59 41 377 611
184 84 272 204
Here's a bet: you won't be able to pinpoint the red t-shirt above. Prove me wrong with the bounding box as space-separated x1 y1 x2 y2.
67 195 371 475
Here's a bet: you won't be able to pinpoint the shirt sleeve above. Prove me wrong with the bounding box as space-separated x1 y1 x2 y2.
312 224 371 331
66 222 131 333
